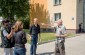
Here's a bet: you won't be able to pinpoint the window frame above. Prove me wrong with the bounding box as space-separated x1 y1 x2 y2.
54 0 61 6
54 13 61 21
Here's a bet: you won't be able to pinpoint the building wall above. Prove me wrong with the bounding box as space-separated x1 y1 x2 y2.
47 0 77 30
29 0 84 33
83 0 85 30
76 0 83 32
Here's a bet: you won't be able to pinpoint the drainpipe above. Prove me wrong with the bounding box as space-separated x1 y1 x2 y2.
83 0 84 31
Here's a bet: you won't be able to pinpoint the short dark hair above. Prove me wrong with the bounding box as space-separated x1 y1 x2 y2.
2 19 10 24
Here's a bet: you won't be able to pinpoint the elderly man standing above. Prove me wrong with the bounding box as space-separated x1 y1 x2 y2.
55 19 67 55
29 18 40 55
42 19 67 55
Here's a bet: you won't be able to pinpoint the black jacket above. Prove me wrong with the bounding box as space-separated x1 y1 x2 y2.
1 27 13 48
29 24 40 35
13 30 27 48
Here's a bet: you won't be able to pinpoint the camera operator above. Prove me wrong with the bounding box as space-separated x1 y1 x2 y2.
1 19 14 55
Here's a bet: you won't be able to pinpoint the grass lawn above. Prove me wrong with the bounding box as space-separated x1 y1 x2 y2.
67 33 76 38
27 33 56 44
39 33 56 43
0 29 76 44
24 29 29 34
27 32 76 44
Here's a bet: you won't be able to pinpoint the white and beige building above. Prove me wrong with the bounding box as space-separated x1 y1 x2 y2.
30 0 85 33
48 0 85 33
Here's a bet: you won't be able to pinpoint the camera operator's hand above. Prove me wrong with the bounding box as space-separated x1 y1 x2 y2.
7 28 15 39
11 29 15 34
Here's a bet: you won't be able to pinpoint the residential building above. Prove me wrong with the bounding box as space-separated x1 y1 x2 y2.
30 0 85 33
48 0 84 33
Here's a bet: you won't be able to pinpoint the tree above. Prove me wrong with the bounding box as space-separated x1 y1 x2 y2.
0 0 30 22
30 3 49 28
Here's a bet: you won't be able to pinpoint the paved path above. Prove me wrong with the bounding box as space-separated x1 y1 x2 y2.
0 34 85 55
36 34 85 55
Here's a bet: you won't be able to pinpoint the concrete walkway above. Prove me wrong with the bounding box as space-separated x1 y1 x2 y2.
36 34 85 55
0 34 85 55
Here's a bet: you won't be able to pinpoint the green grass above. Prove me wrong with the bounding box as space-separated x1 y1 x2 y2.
24 29 29 33
67 33 76 38
2 29 75 44
0 29 76 44
27 33 56 44
27 32 76 44
39 33 56 42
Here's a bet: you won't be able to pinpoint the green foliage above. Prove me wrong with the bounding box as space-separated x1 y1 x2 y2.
22 17 30 29
30 3 49 25
0 0 30 22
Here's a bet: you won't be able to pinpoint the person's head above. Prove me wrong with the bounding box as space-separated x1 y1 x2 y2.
33 18 38 24
2 19 9 27
57 19 63 26
13 21 23 32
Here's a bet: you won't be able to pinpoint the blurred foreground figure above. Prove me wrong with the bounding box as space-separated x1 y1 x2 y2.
13 21 27 55
1 19 14 55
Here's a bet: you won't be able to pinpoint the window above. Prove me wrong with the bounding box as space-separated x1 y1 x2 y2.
54 13 61 21
79 0 82 3
54 0 61 5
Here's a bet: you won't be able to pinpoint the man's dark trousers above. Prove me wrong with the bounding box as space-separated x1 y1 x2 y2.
30 34 38 55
